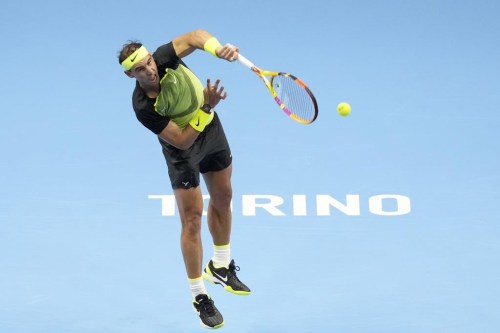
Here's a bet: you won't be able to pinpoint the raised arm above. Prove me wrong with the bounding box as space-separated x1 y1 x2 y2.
172 29 239 61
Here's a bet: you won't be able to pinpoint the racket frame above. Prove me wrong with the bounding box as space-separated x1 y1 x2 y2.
238 54 317 124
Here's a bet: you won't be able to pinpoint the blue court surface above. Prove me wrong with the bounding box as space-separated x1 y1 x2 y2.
1 1 499 332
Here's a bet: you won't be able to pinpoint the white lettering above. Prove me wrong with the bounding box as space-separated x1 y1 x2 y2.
202 194 210 216
242 195 286 216
293 195 307 216
147 195 176 216
316 194 361 216
147 193 411 217
369 194 411 216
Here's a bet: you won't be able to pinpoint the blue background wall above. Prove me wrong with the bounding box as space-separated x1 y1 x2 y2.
1 0 499 332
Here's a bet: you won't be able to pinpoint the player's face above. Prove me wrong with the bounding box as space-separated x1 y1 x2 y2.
128 54 159 86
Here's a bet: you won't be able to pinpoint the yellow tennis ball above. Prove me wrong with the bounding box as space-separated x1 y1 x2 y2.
337 102 351 116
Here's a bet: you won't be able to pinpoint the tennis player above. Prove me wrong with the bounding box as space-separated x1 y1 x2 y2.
118 29 250 329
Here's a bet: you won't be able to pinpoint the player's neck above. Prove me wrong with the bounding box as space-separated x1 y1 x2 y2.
139 82 160 98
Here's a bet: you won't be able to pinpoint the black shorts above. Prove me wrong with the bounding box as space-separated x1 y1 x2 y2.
158 112 232 190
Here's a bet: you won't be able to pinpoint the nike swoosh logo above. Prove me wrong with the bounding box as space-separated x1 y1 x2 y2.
130 53 138 62
196 117 200 126
213 271 228 282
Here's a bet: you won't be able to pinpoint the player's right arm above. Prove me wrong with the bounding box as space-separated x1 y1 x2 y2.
172 29 239 61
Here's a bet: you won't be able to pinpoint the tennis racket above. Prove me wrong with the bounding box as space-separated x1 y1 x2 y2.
238 54 318 124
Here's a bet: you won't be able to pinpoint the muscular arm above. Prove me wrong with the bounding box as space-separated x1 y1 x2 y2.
172 29 240 60
172 29 213 58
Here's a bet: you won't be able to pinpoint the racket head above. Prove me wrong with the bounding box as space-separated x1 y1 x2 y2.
270 73 318 124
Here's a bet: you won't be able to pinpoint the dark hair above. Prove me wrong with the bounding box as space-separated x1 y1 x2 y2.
118 40 143 65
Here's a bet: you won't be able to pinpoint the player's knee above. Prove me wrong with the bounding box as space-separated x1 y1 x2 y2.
181 212 202 235
210 186 232 211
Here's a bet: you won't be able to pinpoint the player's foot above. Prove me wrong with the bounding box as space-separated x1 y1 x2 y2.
203 259 251 295
193 294 224 329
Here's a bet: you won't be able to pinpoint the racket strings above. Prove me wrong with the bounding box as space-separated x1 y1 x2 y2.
272 74 317 123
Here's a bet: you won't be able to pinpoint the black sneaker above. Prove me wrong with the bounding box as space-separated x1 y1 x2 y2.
192 294 224 329
203 259 251 295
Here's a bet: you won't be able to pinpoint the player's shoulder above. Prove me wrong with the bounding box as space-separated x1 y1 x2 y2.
153 42 180 69
131 83 169 134
132 82 154 114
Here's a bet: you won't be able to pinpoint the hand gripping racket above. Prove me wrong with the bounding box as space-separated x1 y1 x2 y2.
238 54 318 124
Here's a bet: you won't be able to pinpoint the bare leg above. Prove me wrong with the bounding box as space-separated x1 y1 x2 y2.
174 186 204 279
201 164 251 295
202 164 233 246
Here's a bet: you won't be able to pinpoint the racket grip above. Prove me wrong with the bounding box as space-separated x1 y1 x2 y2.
237 54 255 69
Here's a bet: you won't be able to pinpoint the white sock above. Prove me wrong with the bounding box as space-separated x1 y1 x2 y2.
212 244 231 268
188 277 207 299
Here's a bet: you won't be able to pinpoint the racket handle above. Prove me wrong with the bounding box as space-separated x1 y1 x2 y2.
237 53 255 69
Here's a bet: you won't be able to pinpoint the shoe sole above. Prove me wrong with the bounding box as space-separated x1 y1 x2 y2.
201 321 225 329
193 305 225 329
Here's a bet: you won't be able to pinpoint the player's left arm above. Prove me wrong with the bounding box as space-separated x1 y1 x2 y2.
172 29 239 61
